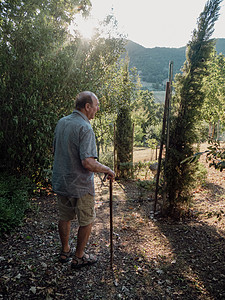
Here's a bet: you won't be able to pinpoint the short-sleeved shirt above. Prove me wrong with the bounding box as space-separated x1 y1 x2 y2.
52 110 97 198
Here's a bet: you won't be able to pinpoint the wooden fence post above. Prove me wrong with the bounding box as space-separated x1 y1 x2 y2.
154 81 170 214
166 61 173 152
154 61 173 214
113 123 117 176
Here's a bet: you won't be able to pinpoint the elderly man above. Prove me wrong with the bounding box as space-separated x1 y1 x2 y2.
52 91 115 269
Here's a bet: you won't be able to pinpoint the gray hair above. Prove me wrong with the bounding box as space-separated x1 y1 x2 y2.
75 91 97 110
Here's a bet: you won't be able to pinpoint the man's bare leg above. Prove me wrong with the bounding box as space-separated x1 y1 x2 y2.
75 223 93 258
58 220 71 257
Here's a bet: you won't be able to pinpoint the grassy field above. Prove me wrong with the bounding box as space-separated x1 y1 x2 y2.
133 146 158 162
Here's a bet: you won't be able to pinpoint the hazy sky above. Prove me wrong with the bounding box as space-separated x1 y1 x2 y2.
77 0 225 48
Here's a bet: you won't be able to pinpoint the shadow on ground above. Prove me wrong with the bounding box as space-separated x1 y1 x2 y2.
0 176 225 299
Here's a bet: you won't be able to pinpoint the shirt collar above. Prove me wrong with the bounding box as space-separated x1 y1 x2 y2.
73 110 90 123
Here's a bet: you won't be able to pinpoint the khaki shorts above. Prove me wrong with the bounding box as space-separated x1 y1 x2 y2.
57 193 96 226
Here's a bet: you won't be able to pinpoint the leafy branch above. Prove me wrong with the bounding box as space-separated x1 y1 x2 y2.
182 140 225 171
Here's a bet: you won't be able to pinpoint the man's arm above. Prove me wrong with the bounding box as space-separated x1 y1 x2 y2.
82 157 115 179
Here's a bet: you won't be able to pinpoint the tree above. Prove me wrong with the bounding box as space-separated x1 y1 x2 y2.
163 0 223 218
0 0 125 182
201 51 225 138
131 90 164 146
114 61 138 178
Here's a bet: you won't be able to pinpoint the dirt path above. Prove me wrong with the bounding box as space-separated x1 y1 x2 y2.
0 156 225 299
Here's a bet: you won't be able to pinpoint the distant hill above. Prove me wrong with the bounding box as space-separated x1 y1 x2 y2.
216 38 225 55
123 38 225 89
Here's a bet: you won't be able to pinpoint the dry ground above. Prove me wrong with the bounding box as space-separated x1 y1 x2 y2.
0 145 225 299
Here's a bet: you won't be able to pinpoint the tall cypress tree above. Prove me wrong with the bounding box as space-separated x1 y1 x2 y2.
116 63 133 178
163 0 223 218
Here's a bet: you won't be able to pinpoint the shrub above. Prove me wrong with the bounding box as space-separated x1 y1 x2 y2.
0 174 33 236
194 162 208 186
119 161 158 180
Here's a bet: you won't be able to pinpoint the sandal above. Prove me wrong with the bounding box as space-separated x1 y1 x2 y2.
59 247 75 263
71 253 97 270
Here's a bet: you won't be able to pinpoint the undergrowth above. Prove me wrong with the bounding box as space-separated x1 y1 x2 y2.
0 173 33 236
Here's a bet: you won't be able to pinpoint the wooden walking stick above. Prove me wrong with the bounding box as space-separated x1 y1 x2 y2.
103 174 113 268
109 178 113 269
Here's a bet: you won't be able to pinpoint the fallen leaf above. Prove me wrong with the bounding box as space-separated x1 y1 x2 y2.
30 286 36 294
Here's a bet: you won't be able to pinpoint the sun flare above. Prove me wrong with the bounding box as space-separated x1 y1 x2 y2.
69 15 98 40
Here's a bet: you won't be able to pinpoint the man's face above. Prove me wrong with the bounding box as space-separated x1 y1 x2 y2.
88 96 100 120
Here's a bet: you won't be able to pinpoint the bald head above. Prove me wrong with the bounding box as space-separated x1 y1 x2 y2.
75 91 97 110
75 91 100 120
